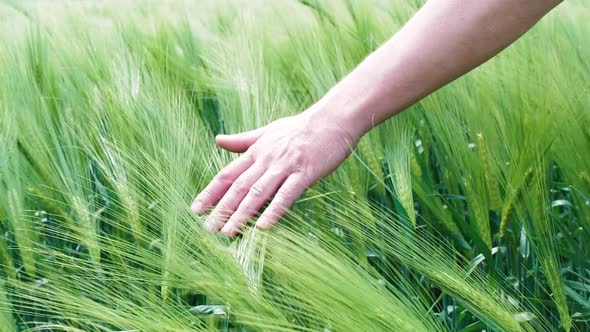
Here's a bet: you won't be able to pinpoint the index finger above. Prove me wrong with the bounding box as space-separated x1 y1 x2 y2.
192 156 253 215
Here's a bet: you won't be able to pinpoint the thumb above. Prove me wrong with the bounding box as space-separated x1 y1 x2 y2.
215 127 265 153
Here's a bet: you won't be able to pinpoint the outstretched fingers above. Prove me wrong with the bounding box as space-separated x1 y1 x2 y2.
203 164 266 232
191 156 253 216
256 173 309 230
220 168 289 236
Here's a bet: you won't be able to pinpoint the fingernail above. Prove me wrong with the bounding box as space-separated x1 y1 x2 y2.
256 218 270 229
220 223 235 237
204 216 218 233
204 222 214 233
191 200 203 214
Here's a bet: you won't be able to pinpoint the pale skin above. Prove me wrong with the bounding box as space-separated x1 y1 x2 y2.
192 0 562 237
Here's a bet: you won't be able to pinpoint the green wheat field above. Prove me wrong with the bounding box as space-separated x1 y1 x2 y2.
0 0 588 331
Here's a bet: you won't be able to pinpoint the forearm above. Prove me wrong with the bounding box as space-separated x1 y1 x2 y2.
309 0 561 140
194 0 562 235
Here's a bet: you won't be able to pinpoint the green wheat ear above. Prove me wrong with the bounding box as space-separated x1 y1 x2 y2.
499 167 533 237
0 0 587 330
385 124 416 226
0 240 15 280
476 133 502 212
6 188 37 277
232 227 267 296
410 152 423 178
358 137 385 194
0 280 16 332
27 186 77 230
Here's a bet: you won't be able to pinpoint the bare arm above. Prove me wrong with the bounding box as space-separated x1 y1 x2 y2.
192 0 561 236
314 0 561 140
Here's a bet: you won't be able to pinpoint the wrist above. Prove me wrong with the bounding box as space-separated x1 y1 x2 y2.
303 102 367 147
307 81 381 141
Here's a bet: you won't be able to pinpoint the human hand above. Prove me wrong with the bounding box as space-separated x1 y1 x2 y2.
191 109 360 236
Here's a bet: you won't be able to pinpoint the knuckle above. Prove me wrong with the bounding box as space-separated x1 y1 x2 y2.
298 173 313 186
217 169 234 184
294 150 306 164
231 179 249 195
291 158 307 173
277 185 294 200
242 151 255 162
249 183 265 196
268 167 287 178
287 149 303 164
257 153 274 167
